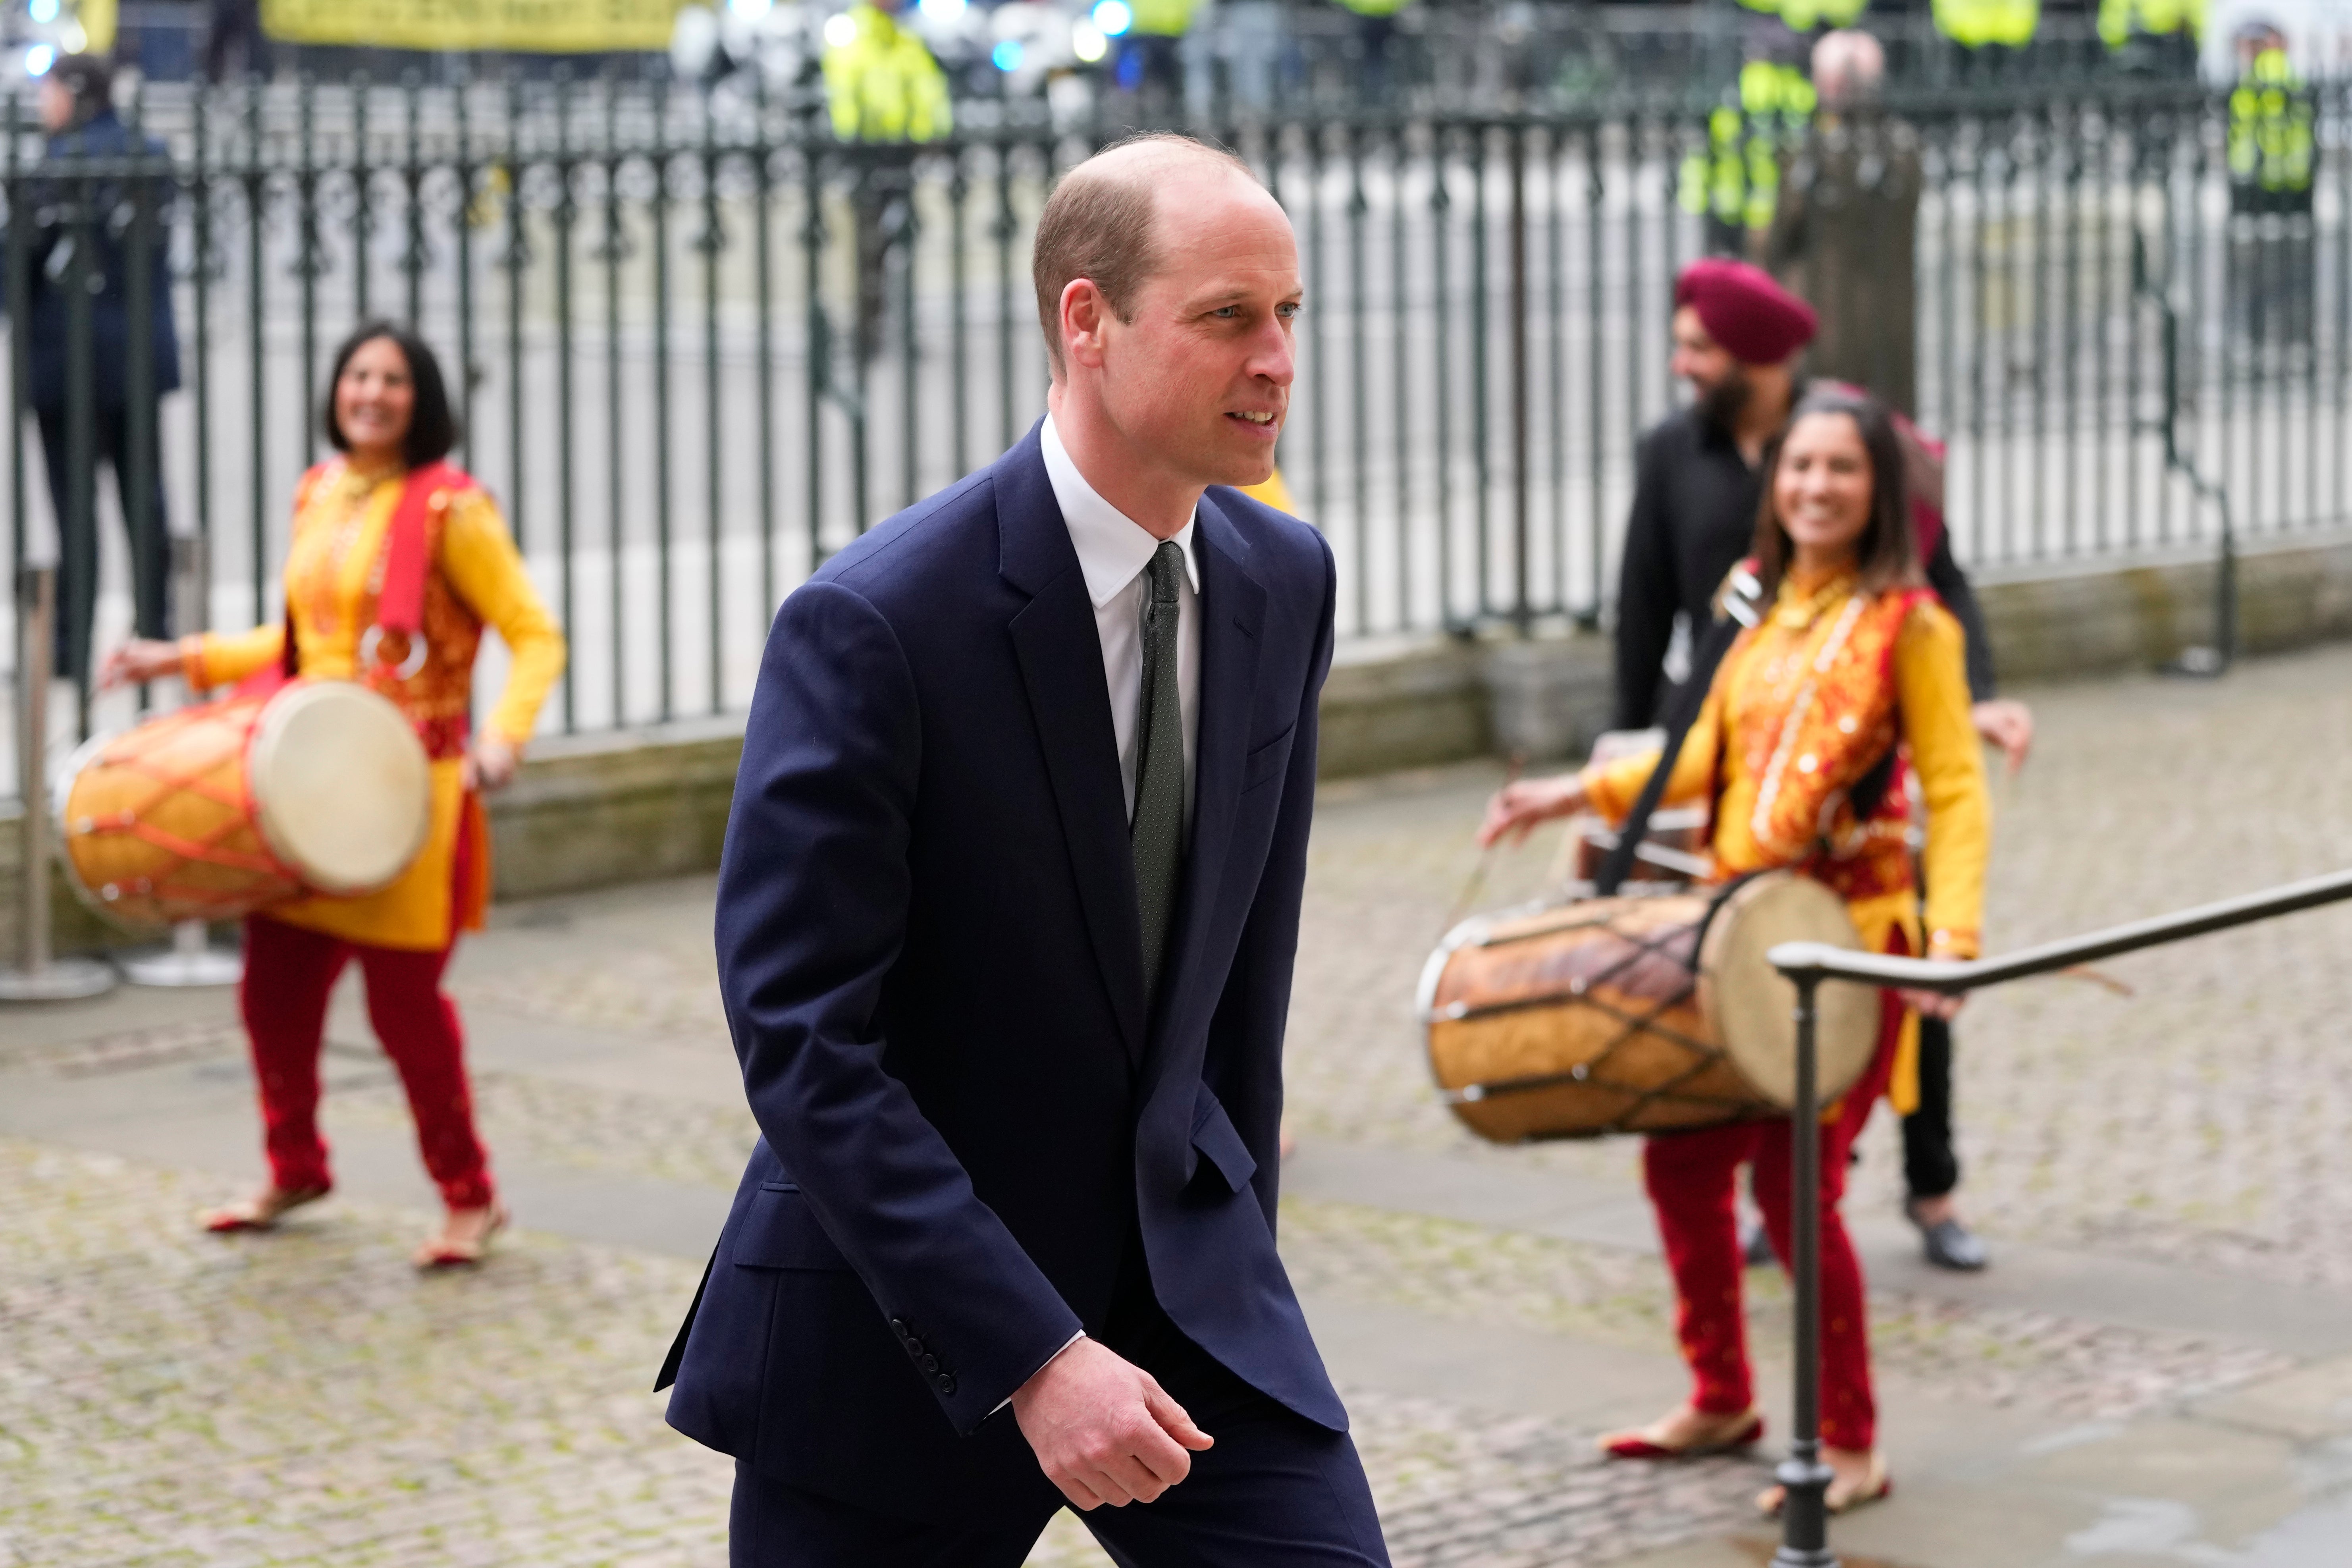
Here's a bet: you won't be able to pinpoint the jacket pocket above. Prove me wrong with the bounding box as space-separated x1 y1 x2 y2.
732 1184 854 1271
1187 1085 1259 1194
1241 725 1296 793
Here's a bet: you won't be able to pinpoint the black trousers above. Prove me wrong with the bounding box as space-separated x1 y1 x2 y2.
37 402 172 687
728 1399 1388 1568
1900 1013 1960 1200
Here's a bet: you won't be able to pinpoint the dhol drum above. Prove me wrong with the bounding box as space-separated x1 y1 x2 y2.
1419 872 1882 1143
59 680 433 929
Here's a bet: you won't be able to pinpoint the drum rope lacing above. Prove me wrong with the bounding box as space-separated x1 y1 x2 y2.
71 709 300 913
1437 880 1771 1130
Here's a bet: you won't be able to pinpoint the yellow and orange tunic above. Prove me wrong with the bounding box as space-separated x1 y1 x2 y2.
181 459 567 953
1583 567 1991 1111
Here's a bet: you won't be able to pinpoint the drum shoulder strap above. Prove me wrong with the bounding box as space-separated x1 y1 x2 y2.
1593 569 1761 897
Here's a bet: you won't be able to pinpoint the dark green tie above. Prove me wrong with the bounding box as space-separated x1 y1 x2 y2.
1132 541 1186 1003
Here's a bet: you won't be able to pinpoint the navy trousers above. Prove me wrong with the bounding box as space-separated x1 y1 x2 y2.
727 1394 1390 1568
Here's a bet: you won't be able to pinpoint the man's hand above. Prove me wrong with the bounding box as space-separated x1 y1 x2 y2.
1971 700 2033 774
1010 1336 1213 1510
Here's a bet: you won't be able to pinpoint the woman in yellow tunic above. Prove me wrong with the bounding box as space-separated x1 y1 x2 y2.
105 322 566 1267
1479 387 1990 1515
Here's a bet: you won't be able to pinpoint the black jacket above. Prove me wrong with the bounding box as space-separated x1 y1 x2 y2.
1612 403 1995 731
8 111 182 411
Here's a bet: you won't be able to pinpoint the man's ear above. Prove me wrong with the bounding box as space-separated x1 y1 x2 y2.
1060 278 1111 374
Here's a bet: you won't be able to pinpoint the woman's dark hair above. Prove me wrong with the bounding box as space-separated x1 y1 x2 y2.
322 320 459 469
1749 386 1918 601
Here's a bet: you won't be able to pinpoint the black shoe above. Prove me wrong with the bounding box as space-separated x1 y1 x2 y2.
1740 1217 1778 1269
1905 1198 1990 1271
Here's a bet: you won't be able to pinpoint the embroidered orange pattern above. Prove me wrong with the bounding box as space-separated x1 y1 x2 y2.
1720 578 1928 907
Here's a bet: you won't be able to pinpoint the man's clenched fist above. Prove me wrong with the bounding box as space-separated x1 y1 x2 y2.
1010 1336 1214 1509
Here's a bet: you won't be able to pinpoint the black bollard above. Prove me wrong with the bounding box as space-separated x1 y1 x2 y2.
1772 969 1836 1567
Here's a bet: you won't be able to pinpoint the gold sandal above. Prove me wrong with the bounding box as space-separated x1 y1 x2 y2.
1756 1452 1892 1517
414 1205 508 1269
200 1185 330 1233
1600 1408 1764 1460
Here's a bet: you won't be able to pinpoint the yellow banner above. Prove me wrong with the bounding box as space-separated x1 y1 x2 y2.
261 0 682 54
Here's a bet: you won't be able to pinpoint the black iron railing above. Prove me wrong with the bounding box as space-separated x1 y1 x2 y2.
4 74 2351 780
1760 867 2352 1562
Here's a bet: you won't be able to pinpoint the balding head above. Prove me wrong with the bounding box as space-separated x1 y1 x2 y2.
1812 29 1885 113
1031 132 1299 534
1033 135 1266 381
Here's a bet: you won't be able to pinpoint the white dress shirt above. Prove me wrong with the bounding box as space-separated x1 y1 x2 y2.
1040 413 1201 828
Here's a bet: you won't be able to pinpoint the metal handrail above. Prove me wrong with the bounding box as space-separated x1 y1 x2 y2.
1758 866 2352 1566
1768 866 2352 993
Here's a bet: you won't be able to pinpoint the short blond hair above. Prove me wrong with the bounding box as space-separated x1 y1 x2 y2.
1031 134 1261 378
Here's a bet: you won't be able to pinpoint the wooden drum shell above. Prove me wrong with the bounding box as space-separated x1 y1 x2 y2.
58 681 430 930
1421 873 1880 1144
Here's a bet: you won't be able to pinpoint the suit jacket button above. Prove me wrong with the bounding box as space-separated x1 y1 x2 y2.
937 1374 957 1396
890 1318 910 1339
920 1354 939 1373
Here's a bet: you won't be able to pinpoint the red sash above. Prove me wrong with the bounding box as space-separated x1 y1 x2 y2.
240 461 474 699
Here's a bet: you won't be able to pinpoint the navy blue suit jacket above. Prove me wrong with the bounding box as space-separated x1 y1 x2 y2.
663 426 1343 1522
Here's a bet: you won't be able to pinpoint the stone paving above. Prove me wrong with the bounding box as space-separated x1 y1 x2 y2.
10 644 2352 1565
0 1138 730 1568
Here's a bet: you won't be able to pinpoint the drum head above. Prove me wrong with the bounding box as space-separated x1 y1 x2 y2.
1697 872 1880 1110
249 683 433 897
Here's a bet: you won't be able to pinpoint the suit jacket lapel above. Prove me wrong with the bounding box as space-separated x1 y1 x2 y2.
998 426 1149 1067
1148 491 1266 1061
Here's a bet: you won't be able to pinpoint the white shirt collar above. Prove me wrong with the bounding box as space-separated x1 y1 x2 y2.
1041 413 1201 609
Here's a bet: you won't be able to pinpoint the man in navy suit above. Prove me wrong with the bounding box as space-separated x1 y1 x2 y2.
658 134 1390 1565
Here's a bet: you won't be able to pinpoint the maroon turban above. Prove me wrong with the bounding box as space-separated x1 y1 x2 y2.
1673 258 1818 366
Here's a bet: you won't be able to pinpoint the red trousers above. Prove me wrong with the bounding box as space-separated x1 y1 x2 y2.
237 914 495 1211
1641 988 1902 1452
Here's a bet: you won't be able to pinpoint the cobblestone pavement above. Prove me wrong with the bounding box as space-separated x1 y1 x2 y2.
0 1138 732 1568
11 645 2352 1566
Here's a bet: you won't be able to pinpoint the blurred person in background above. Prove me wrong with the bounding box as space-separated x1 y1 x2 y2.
822 0 951 361
2103 0 2207 75
8 52 179 694
1218 0 1286 113
1335 0 1411 106
1766 31 1921 417
1614 259 2029 1273
202 0 270 81
1115 0 1197 116
104 323 566 1269
1932 0 2042 73
1486 385 1995 1514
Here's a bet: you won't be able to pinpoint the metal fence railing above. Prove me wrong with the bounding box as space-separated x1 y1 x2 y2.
5 74 2351 797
